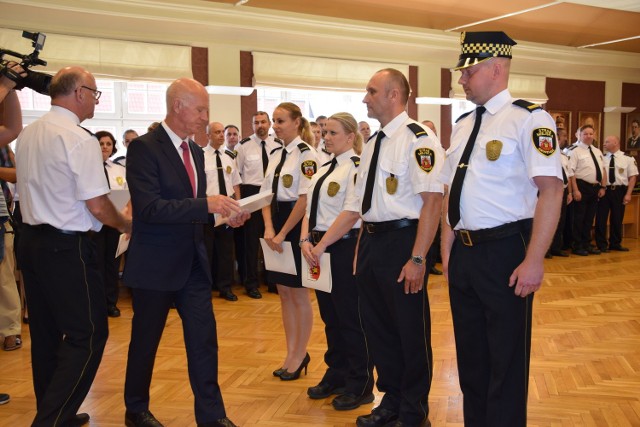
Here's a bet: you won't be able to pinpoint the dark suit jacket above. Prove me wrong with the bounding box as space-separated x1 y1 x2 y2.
123 125 212 291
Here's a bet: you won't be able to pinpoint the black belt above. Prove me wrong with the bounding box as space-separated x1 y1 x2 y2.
454 218 532 247
606 185 625 190
310 228 359 245
276 200 296 209
577 179 600 187
28 223 93 236
363 218 418 234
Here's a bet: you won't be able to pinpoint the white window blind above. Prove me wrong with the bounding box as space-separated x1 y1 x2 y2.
0 28 192 82
253 52 409 91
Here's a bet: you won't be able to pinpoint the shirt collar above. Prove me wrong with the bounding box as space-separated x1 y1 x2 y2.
51 105 81 125
284 136 303 153
483 89 511 115
162 121 188 151
334 148 356 166
380 111 409 140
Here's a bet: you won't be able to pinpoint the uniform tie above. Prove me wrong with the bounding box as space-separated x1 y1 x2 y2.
361 131 385 214
448 106 486 229
180 140 196 197
561 166 568 186
103 161 111 189
588 145 602 184
608 154 615 185
271 148 287 215
309 158 337 231
261 140 269 176
215 149 227 196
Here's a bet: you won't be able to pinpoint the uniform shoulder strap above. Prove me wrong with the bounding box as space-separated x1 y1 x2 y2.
297 142 310 153
224 149 237 159
350 156 360 167
274 137 284 145
512 99 542 112
239 137 251 145
407 122 428 138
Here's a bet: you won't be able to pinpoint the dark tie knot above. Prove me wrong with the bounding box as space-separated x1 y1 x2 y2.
476 106 486 116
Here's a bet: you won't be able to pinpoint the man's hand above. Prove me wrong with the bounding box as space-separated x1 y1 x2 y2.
207 195 241 217
509 257 543 297
397 260 426 294
573 190 582 202
227 210 249 228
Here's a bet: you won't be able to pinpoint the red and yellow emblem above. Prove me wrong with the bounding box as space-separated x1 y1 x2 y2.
532 127 557 157
415 147 435 173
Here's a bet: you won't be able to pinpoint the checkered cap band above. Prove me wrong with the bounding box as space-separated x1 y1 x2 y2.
461 43 512 57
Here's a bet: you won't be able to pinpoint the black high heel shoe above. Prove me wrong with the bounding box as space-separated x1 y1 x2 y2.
273 367 286 377
280 353 310 381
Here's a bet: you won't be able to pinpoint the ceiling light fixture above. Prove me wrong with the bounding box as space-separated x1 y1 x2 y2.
578 35 640 49
603 106 636 113
445 2 557 31
205 85 255 96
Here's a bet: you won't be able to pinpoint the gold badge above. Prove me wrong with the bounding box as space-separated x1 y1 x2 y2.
486 140 503 161
618 168 624 174
386 175 398 195
282 174 293 188
226 166 232 174
116 176 124 186
415 147 435 173
327 182 340 197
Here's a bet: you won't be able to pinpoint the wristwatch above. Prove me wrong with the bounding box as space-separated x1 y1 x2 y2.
299 237 310 248
411 255 426 266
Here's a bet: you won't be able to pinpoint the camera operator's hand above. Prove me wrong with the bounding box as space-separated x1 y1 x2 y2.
0 62 27 91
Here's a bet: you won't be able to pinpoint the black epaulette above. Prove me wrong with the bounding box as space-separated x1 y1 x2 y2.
568 144 577 151
322 148 330 155
407 122 428 138
297 142 310 153
224 149 237 159
239 137 251 145
455 111 473 123
350 156 360 167
274 137 284 145
512 99 542 112
270 146 283 155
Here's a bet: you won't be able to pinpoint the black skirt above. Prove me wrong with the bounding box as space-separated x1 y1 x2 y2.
266 201 302 288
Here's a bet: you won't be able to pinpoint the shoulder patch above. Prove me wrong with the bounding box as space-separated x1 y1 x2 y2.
407 122 428 138
532 128 557 157
301 160 317 178
239 137 251 145
297 142 310 153
513 99 542 112
224 149 237 159
415 147 436 173
270 146 283 155
455 110 473 123
350 156 360 167
274 137 284 145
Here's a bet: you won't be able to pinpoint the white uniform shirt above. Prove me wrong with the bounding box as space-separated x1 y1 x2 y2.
305 148 361 232
439 89 561 230
568 141 604 184
604 151 639 186
560 153 573 189
355 111 444 222
236 134 282 186
260 137 318 201
16 106 109 231
316 140 333 166
204 147 241 197
104 159 127 190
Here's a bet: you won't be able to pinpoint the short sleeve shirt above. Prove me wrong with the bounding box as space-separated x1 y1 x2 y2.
235 134 282 186
604 151 639 186
260 137 318 201
568 141 605 184
204 148 242 196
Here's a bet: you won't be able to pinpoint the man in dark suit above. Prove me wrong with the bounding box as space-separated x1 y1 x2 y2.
123 78 248 427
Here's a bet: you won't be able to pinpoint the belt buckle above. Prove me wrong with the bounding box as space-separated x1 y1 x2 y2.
365 223 375 234
610 185 616 190
459 230 473 247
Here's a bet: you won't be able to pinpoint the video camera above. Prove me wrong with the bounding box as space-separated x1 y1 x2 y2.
0 30 51 95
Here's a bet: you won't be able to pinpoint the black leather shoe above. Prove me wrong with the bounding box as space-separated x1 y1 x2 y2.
273 367 286 377
588 247 601 255
384 419 431 427
598 247 610 253
609 245 629 252
280 353 310 381
198 417 238 427
549 250 569 257
544 252 553 259
356 407 398 427
220 291 238 301
267 285 278 294
429 266 443 275
107 305 121 317
307 382 346 399
125 410 164 427
572 249 588 256
247 288 262 299
332 392 375 410
67 413 90 426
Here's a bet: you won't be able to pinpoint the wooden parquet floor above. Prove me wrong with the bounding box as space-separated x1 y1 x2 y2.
1 240 639 426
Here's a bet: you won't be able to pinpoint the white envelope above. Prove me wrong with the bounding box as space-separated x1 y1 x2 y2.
259 239 297 276
115 233 129 258
301 253 332 293
215 191 274 227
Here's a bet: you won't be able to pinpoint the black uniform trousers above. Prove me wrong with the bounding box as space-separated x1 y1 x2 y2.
356 224 432 425
92 225 121 307
124 254 226 423
205 224 235 293
550 187 569 253
19 224 108 427
449 230 533 427
572 179 600 250
314 234 374 396
595 185 627 249
239 184 263 290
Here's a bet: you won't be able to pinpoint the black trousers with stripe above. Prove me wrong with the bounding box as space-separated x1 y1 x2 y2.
448 230 533 427
356 225 432 424
19 225 108 427
595 185 627 249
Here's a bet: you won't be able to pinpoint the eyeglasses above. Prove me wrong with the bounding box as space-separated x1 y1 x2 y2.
77 85 102 100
